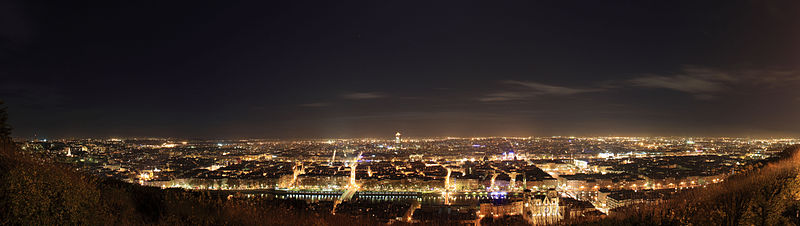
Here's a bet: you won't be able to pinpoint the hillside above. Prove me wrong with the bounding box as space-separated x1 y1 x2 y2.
569 145 800 226
0 138 375 225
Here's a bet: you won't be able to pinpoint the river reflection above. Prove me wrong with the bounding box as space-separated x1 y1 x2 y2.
231 190 524 206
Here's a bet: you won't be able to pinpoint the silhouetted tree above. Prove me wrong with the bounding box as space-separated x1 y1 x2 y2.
0 100 11 139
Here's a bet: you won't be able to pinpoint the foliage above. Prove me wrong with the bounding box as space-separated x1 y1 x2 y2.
0 139 375 225
571 145 800 226
0 100 11 140
0 139 103 224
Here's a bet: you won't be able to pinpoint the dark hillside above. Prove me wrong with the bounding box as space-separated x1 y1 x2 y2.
0 138 376 225
569 145 800 226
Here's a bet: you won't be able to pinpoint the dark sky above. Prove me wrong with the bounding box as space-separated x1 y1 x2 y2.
2 0 800 138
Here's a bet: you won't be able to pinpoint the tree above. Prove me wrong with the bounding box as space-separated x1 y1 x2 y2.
0 100 11 139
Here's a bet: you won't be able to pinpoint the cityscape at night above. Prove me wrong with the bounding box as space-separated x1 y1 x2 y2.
15 135 799 224
3 0 800 225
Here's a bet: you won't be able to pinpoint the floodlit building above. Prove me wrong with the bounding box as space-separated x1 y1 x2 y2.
395 132 402 144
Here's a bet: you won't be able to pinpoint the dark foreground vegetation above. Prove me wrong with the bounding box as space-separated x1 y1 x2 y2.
569 145 800 226
0 137 378 225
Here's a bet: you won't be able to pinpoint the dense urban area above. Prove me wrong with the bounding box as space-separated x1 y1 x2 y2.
18 134 796 224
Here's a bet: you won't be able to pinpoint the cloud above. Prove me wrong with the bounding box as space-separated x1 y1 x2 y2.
478 92 532 102
480 66 800 102
299 102 330 107
740 69 800 86
341 92 385 100
630 74 728 98
629 66 799 100
479 80 603 102
504 80 602 95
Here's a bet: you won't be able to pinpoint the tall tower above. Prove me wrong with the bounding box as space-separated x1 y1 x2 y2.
395 132 402 144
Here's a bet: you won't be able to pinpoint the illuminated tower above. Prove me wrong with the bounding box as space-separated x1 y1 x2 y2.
395 132 402 144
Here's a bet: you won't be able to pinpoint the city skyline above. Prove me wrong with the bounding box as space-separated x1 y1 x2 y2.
15 135 796 224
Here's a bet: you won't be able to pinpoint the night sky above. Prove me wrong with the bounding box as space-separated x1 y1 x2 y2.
2 0 800 138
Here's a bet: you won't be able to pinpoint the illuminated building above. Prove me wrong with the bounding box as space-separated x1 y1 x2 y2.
395 132 402 144
523 189 562 225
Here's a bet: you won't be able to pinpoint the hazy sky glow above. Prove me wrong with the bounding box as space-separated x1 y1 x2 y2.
2 0 800 138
